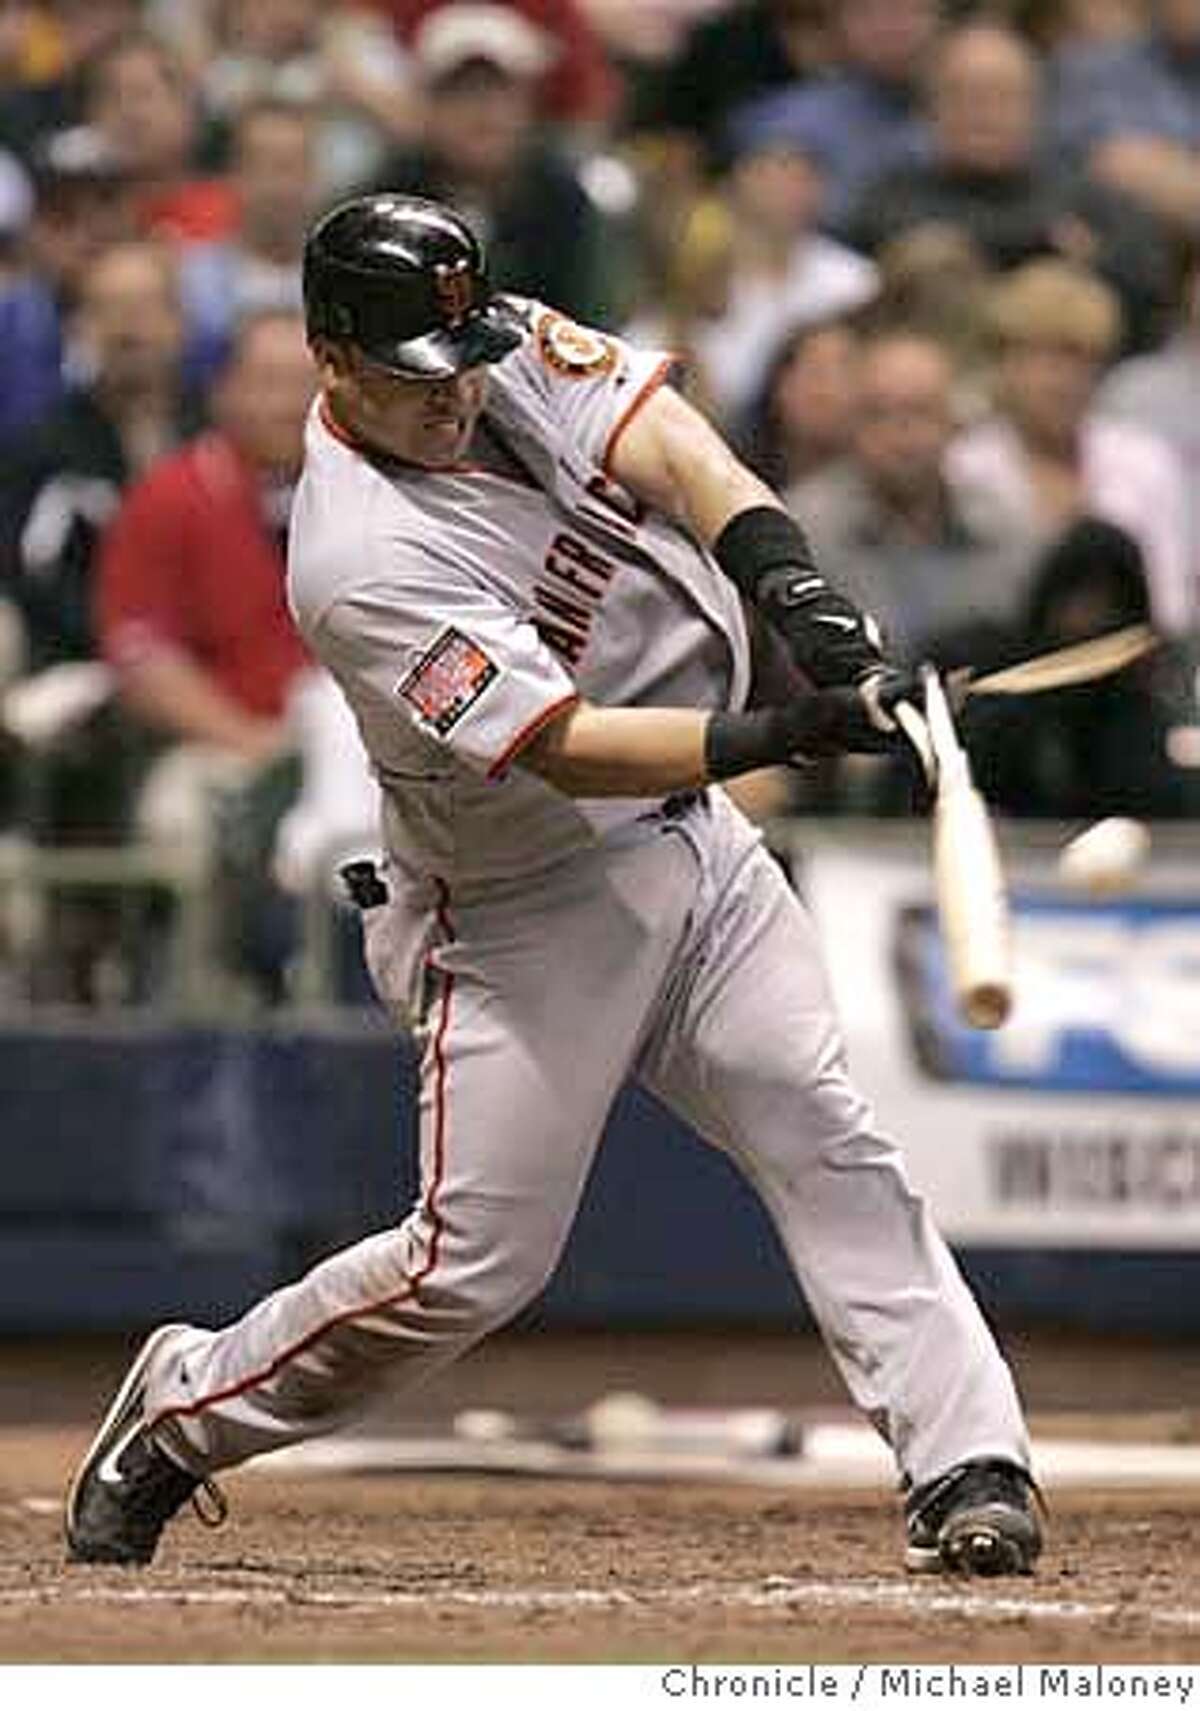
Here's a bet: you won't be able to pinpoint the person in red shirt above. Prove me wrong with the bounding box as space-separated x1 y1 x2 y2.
98 309 312 767
97 307 317 998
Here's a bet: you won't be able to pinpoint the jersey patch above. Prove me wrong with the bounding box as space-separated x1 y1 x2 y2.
397 626 499 736
536 312 618 380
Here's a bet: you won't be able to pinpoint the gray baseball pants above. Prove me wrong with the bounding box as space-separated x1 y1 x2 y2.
148 789 1029 1485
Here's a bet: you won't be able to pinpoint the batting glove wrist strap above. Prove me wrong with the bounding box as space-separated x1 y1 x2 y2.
705 691 899 780
713 506 884 688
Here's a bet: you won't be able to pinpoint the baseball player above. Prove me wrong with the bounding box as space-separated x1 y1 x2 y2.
65 195 1042 1577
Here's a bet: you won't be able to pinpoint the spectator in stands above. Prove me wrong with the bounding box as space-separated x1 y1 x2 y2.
846 21 1173 352
0 0 138 163
724 0 937 228
83 30 237 245
97 309 312 798
1098 246 1200 575
871 225 995 419
383 0 619 126
368 3 614 323
0 237 199 926
623 0 834 175
967 517 1200 819
789 328 1035 664
195 0 416 199
97 308 316 999
689 112 878 426
2 239 198 676
0 125 135 442
178 98 314 386
1051 0 1200 238
949 260 1195 633
620 195 736 422
736 315 863 490
1011 1 1144 53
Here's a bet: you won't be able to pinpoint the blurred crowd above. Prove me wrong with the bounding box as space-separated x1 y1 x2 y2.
1 0 1199 1005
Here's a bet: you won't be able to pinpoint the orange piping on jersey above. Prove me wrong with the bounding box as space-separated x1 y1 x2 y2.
146 897 458 1439
486 691 580 781
318 393 363 452
318 393 538 487
601 356 676 480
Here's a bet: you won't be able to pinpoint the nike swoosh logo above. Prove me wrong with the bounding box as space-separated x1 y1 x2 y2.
813 614 858 632
96 1410 144 1487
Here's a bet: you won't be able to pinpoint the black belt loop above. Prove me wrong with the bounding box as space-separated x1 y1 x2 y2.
660 789 704 821
339 859 389 909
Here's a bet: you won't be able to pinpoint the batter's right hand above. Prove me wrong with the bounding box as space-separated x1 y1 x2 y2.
704 678 918 779
777 685 908 759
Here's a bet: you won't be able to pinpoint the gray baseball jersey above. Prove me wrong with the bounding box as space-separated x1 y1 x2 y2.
142 304 1031 1507
288 301 751 888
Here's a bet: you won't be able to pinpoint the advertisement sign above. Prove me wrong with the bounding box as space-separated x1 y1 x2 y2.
797 828 1200 1248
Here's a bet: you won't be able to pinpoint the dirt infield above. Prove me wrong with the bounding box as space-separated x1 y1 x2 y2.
3 1330 1200 1664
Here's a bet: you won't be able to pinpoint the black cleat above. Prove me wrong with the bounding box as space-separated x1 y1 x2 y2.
65 1323 225 1565
905 1457 1043 1577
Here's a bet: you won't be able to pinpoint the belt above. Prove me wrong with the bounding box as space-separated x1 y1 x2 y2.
341 790 708 909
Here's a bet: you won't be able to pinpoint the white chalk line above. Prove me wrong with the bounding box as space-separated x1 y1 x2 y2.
0 1576 1194 1633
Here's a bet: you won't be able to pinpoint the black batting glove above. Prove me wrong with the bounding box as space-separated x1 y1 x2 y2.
706 676 918 780
713 506 885 688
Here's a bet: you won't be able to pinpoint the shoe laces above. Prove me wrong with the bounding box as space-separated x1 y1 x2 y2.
906 1458 1046 1528
118 1437 228 1546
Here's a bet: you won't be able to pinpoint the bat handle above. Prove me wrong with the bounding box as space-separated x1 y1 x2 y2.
921 665 971 788
893 699 935 787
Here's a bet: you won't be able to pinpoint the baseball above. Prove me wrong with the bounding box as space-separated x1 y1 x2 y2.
585 1390 661 1446
1057 817 1150 896
454 1408 516 1443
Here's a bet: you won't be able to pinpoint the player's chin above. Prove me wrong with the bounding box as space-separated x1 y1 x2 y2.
415 420 469 468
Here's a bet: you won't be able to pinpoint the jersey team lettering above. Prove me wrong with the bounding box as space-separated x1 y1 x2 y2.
397 626 499 736
536 311 618 379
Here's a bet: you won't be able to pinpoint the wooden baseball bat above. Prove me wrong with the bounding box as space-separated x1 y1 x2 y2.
955 623 1156 700
896 672 1013 1030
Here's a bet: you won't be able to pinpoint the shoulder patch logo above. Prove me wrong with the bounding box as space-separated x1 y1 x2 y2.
536 312 618 380
397 626 499 736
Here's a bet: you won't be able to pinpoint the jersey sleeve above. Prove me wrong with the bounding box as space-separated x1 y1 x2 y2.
511 300 678 475
316 551 578 780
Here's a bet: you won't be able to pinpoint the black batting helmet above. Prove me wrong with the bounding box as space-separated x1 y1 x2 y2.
303 194 524 379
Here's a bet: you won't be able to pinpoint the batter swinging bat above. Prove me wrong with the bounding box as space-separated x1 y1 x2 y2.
894 670 1013 1031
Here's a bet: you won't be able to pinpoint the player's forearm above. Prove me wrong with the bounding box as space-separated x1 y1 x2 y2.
519 703 709 795
116 651 285 761
517 694 896 797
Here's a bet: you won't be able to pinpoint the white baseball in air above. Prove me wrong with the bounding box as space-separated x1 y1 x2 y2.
585 1390 660 1445
1057 817 1150 896
454 1408 515 1443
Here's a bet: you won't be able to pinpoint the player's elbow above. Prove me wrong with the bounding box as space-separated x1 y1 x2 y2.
515 696 587 791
